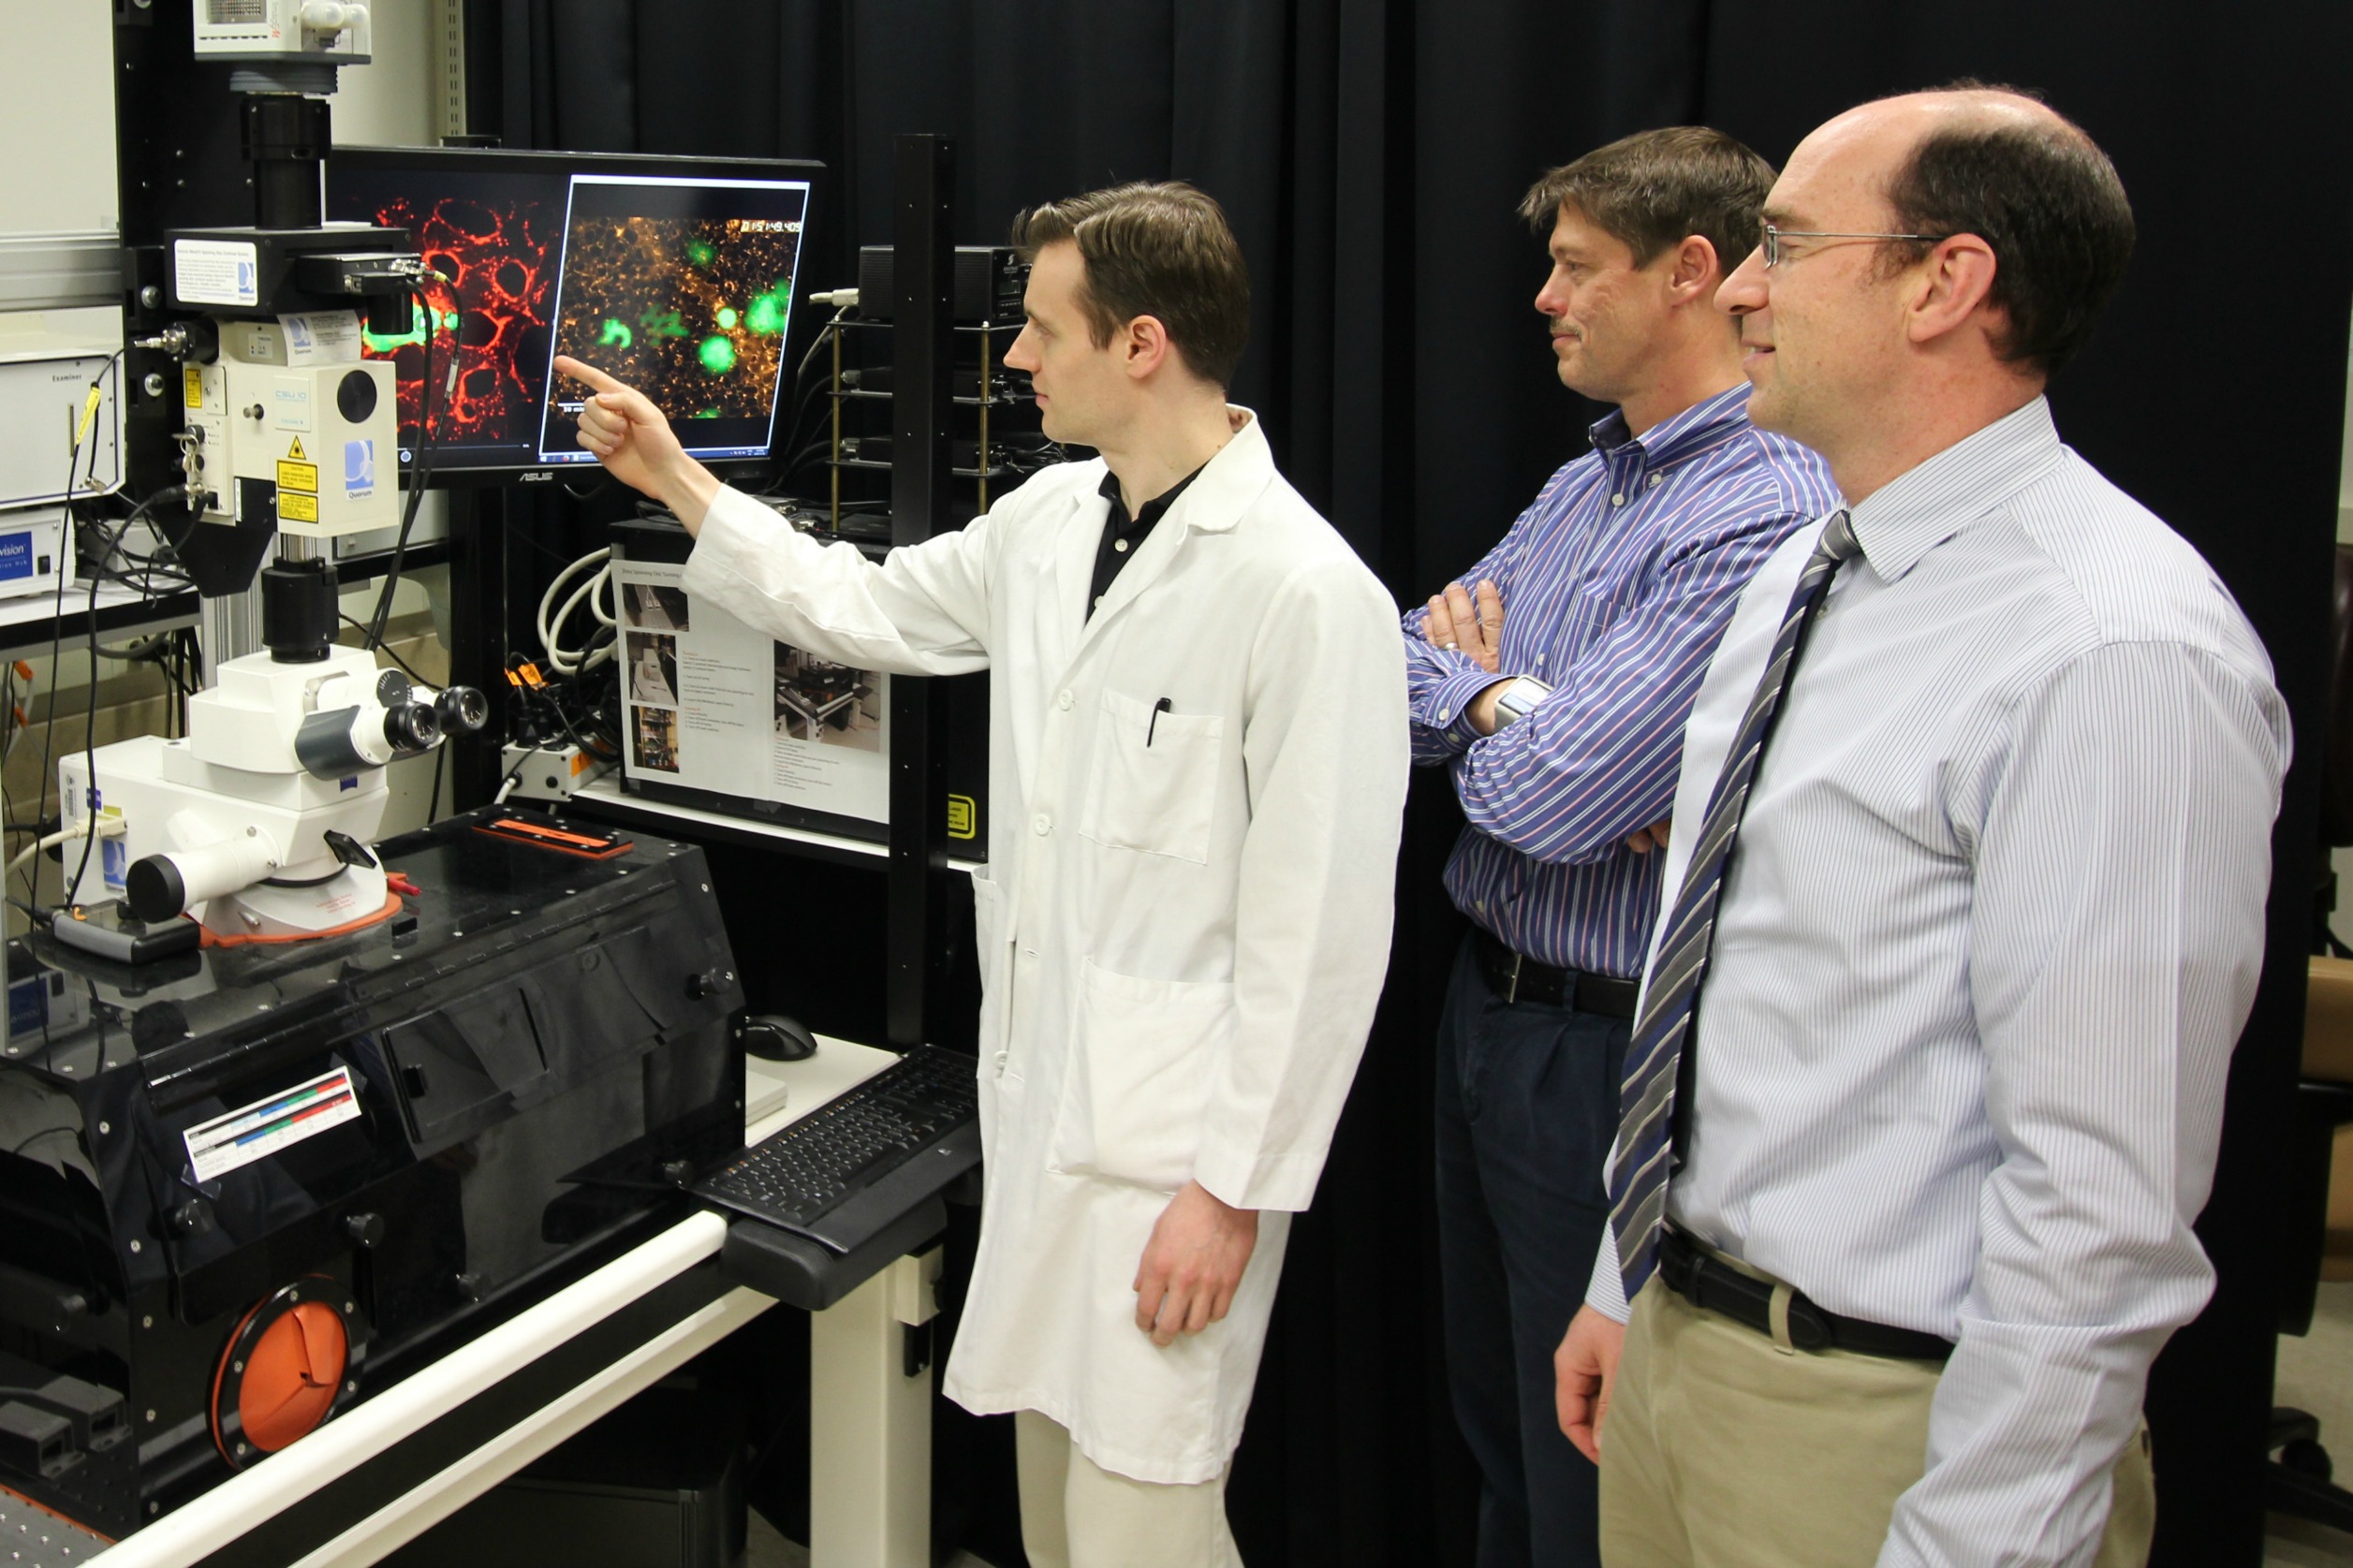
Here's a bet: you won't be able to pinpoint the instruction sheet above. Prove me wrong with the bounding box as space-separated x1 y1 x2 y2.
612 556 890 829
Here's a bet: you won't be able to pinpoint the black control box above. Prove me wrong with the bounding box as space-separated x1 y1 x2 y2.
856 244 1027 327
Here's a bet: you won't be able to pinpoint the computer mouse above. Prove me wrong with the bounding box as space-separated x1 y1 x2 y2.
740 1013 817 1062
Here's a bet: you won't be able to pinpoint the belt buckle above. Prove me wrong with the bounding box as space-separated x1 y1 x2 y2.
1500 949 1521 1005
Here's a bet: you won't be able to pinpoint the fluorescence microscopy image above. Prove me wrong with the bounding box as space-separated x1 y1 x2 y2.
546 213 801 440
352 190 562 450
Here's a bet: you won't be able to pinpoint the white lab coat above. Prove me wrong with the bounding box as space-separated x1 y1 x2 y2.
680 410 1407 1483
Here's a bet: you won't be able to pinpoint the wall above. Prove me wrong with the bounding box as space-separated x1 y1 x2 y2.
0 0 118 237
0 1 458 938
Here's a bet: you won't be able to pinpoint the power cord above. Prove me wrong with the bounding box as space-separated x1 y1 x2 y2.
364 273 457 651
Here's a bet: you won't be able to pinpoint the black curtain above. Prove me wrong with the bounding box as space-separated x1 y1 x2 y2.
479 4 2352 1564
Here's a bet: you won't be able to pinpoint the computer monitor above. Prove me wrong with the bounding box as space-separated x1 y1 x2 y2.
325 146 823 484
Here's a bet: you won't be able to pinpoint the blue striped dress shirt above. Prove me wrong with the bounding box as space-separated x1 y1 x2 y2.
1404 383 1839 976
1586 398 2291 1567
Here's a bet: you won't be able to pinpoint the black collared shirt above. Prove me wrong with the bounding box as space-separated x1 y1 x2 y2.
1089 464 1205 619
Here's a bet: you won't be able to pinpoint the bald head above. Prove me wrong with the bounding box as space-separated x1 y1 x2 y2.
1806 82 2135 378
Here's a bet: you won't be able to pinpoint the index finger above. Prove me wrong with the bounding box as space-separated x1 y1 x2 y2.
552 355 626 396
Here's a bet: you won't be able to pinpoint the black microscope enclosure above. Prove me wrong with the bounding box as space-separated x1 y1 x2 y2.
0 813 744 1538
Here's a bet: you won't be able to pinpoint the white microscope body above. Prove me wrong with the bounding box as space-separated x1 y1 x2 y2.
63 640 478 939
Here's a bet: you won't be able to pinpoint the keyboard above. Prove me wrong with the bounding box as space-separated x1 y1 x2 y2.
696 1044 980 1254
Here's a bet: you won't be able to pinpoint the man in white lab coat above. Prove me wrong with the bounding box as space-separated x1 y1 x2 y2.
553 181 1406 1568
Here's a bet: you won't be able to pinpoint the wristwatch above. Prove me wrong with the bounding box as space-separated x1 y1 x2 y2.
1490 676 1553 729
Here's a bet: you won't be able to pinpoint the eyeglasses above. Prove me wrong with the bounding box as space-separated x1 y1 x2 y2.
1760 224 1954 269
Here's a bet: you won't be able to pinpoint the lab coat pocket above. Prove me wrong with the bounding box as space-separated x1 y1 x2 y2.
1051 958 1235 1192
1079 690 1223 864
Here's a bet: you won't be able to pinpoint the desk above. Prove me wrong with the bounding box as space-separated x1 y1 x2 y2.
0 584 199 662
89 1036 942 1568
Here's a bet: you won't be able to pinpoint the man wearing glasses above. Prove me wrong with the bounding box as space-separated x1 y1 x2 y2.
1404 128 1834 1568
1552 85 2287 1567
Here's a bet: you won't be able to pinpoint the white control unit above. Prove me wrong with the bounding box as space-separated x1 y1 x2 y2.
184 315 399 540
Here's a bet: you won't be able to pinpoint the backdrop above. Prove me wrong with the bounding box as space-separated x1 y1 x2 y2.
474 4 2353 1562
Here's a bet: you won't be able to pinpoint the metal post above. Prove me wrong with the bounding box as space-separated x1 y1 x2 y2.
884 135 952 1049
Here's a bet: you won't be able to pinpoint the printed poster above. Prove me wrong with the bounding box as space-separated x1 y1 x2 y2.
612 558 890 827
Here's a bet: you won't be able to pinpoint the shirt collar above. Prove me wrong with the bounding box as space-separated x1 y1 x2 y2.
1087 406 1270 535
1586 382 1755 468
1097 462 1206 532
1846 395 2067 582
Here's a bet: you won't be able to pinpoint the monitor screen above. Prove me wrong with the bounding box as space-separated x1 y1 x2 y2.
325 146 822 483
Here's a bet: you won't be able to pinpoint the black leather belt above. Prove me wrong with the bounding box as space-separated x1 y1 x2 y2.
1657 1230 1952 1363
1473 929 1640 1018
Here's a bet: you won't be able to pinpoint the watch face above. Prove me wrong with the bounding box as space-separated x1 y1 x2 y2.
1499 678 1551 721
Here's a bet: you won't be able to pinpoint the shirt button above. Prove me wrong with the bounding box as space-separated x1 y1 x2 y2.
1648 473 1662 488
1032 813 1052 836
1114 538 1130 553
1610 492 1624 506
1057 689 1074 711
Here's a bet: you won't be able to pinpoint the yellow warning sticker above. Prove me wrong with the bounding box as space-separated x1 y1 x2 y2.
277 460 317 494
183 366 203 410
278 491 318 523
287 436 307 461
947 795 977 840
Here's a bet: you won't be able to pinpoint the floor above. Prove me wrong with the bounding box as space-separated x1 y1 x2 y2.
743 1511 996 1568
724 1291 2353 1568
2272 1282 2353 1564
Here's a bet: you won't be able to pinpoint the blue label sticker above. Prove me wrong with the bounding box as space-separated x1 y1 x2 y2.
7 974 48 1037
0 532 31 582
340 776 359 791
102 835 127 889
345 439 375 498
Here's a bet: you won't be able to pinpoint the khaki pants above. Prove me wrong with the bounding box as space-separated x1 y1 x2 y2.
1014 1410 1243 1568
1600 1280 2155 1567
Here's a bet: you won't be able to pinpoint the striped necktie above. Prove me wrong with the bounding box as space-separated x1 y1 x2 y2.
1607 509 1862 1301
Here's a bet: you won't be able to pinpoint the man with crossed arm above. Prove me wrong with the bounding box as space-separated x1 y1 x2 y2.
1404 128 1835 1568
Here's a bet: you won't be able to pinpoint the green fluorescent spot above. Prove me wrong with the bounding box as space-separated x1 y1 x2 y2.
687 239 716 268
637 308 688 340
716 306 740 330
699 335 737 374
598 318 633 350
692 407 721 418
746 293 786 335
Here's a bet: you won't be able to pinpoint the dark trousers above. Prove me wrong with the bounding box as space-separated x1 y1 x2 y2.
1435 933 1628 1568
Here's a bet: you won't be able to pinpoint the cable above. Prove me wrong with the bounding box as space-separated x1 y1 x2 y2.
536 547 615 677
364 279 455 651
25 367 111 910
4 828 72 885
340 613 428 684
55 485 189 914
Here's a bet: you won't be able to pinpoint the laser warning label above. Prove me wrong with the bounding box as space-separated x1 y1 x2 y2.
183 1066 361 1183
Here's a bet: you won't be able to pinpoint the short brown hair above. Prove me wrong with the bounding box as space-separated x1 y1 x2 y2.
1875 82 2135 379
1010 182 1250 389
1518 126 1775 278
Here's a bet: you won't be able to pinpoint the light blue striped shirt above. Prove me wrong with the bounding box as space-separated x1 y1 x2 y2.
1404 384 1838 976
1588 397 2290 1568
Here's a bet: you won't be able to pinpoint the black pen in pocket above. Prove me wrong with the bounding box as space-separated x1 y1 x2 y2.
1148 696 1172 745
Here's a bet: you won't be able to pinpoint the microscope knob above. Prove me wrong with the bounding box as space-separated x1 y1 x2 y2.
343 1213 386 1249
685 970 726 1001
170 1199 213 1238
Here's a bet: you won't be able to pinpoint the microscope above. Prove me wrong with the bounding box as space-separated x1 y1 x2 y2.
60 0 484 944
